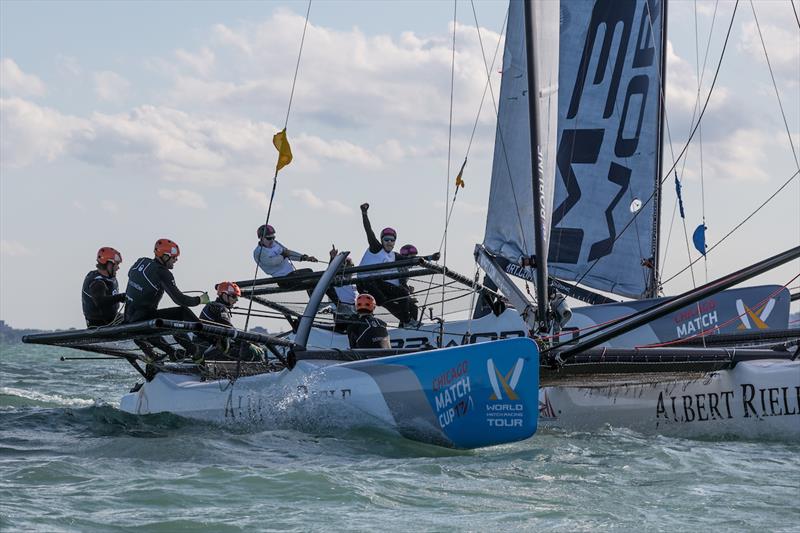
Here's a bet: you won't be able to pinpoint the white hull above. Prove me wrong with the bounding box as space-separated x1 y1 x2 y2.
118 338 542 449
539 359 800 439
296 311 800 439
120 360 397 426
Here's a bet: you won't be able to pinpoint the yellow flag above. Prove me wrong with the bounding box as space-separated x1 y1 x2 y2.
455 160 466 188
273 128 293 172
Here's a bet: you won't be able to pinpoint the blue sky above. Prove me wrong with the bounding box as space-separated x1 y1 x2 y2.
1 0 798 330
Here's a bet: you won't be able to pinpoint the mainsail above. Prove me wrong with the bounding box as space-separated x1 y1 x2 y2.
483 0 560 268
549 0 666 299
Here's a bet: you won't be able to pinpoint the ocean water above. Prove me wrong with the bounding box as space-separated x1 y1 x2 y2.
1 343 798 532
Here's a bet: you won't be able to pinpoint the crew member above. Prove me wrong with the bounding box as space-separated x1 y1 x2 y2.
196 281 264 363
328 245 357 333
82 247 126 327
346 293 390 349
253 224 318 278
358 203 418 327
124 238 209 359
396 244 441 294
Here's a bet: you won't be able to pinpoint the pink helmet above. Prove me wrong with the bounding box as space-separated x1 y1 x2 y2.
380 227 397 239
399 244 418 257
257 224 276 239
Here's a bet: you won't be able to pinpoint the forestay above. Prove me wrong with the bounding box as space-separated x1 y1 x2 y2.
549 0 666 299
483 0 560 266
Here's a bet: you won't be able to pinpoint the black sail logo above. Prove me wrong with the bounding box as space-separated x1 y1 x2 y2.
551 0 658 265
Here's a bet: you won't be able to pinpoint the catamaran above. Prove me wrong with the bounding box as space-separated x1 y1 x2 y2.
229 0 800 439
24 0 799 444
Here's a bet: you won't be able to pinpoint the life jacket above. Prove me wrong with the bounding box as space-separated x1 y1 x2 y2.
124 257 164 321
81 270 120 324
359 248 399 286
347 314 390 349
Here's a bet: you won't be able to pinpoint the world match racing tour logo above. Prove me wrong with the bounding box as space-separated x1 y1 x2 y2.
486 358 526 428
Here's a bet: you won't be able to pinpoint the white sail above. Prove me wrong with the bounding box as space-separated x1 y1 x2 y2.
483 0 560 266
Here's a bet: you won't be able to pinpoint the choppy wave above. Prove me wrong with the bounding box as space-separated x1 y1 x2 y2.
0 386 97 408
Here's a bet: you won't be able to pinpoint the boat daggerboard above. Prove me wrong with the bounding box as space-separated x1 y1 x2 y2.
345 337 540 449
549 0 666 299
483 0 560 268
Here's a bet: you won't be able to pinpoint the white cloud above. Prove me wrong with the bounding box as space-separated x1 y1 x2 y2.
72 200 85 210
240 187 269 209
0 240 33 257
291 188 353 215
175 47 215 76
0 97 90 168
739 8 800 83
158 188 207 208
291 187 324 208
93 70 130 102
101 200 119 213
56 54 81 77
0 58 45 97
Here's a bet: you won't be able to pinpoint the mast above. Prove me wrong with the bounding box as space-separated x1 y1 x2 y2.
523 0 549 331
648 0 669 298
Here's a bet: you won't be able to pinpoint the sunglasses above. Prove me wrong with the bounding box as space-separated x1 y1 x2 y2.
264 236 275 241
382 237 396 242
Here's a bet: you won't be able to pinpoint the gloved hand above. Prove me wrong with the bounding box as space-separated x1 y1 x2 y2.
430 252 441 261
216 337 231 355
199 291 211 305
360 202 369 212
247 343 266 361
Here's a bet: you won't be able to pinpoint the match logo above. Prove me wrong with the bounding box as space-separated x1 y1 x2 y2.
736 298 775 330
487 358 524 401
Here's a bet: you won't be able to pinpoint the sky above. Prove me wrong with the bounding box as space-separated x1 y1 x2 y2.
1 0 798 331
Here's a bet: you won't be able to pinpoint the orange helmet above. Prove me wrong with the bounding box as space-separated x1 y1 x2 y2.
356 293 376 314
154 239 180 258
97 247 122 265
216 281 242 298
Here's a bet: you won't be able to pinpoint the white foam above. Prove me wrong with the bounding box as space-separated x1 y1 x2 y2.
0 387 96 407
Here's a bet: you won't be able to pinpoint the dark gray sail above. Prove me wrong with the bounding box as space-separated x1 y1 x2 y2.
549 0 665 299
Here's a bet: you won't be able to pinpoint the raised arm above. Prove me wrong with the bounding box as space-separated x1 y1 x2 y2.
360 203 381 253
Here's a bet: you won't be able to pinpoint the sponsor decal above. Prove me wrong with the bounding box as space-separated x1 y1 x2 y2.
735 298 775 330
673 300 719 337
433 360 474 429
655 385 799 424
485 358 525 428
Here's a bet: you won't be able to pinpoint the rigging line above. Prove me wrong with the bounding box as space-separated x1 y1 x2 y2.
662 169 800 285
284 0 312 129
442 0 458 321
669 0 718 281
749 0 800 172
243 0 313 334
694 0 708 284
472 1 533 262
792 0 800 29
575 0 741 289
437 7 508 255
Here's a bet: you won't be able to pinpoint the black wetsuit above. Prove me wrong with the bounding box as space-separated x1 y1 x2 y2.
197 298 261 361
124 257 201 359
81 270 126 327
358 211 417 325
346 314 390 349
124 257 201 323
